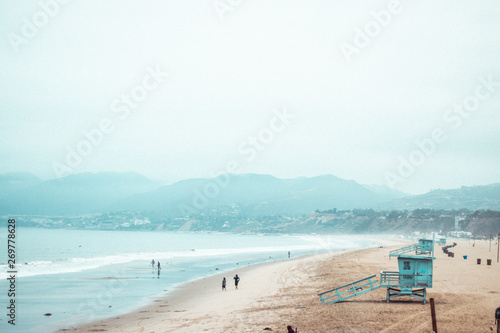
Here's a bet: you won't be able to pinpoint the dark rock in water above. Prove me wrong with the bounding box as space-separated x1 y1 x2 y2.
44 313 52 316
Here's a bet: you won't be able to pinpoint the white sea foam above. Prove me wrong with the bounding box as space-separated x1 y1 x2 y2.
2 243 327 278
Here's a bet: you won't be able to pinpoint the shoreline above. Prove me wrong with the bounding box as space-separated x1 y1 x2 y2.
59 237 405 332
60 237 500 332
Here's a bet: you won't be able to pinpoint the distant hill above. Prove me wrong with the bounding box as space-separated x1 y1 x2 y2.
112 174 407 216
0 172 43 193
1 172 499 216
380 184 500 210
0 172 160 215
362 184 407 199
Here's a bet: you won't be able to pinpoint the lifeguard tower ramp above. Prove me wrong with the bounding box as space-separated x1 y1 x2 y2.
318 274 381 304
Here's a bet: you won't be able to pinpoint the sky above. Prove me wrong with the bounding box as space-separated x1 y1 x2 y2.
1 0 499 195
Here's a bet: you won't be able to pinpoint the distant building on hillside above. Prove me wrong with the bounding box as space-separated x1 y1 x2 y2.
447 230 472 238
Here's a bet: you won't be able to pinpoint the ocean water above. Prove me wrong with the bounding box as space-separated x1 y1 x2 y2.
0 228 377 332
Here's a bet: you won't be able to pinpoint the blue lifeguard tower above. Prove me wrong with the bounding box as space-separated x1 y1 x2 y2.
388 238 434 257
318 238 435 304
380 254 434 302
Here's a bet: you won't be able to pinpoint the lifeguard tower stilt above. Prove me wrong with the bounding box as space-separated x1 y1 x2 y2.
318 237 435 305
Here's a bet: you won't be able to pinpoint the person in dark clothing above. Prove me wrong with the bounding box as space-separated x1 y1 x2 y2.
222 277 226 291
287 325 298 333
234 274 240 289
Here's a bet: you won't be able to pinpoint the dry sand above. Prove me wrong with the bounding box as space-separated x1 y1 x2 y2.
61 238 500 333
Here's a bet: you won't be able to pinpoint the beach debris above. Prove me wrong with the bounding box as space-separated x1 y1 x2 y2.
263 328 273 331
44 313 52 316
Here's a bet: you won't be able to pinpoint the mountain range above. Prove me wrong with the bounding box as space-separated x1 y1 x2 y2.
0 172 499 216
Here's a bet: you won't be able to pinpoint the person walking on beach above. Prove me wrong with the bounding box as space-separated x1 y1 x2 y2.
222 277 226 291
157 261 161 270
234 274 240 289
151 259 155 269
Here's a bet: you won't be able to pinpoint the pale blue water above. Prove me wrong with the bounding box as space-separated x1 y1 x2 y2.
0 227 377 332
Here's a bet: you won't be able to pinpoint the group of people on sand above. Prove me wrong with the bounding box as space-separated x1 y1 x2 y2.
221 274 240 290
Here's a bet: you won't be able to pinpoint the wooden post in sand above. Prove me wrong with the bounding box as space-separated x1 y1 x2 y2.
497 233 499 263
430 297 438 333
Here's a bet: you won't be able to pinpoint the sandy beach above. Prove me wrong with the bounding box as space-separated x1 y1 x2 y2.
62 237 500 333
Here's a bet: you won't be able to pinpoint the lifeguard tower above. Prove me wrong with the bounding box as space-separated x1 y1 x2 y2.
318 238 435 304
388 238 434 257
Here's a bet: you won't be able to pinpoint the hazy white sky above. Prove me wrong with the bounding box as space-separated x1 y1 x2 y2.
1 0 499 194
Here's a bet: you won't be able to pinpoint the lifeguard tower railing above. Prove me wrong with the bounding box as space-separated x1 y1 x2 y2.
389 244 417 256
389 238 434 257
380 271 433 288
